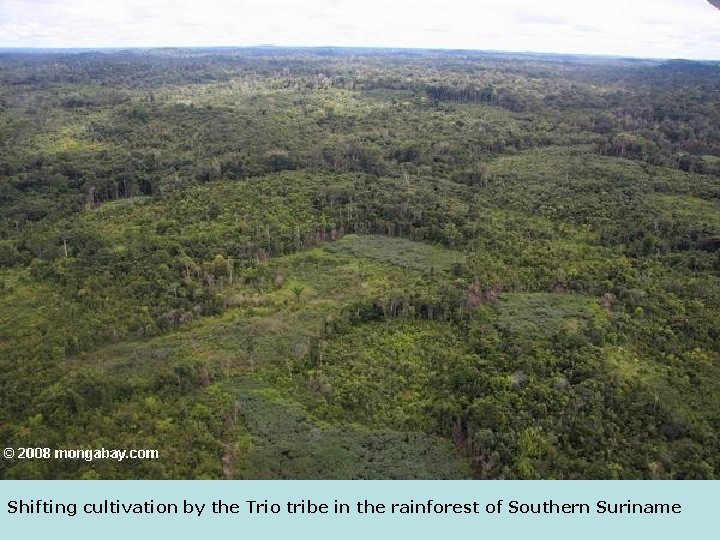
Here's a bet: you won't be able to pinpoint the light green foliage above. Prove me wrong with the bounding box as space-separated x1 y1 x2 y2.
326 234 465 272
495 293 606 338
1 49 719 480
287 320 472 431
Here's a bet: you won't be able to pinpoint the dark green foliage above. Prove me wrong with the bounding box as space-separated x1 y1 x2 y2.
1 48 719 479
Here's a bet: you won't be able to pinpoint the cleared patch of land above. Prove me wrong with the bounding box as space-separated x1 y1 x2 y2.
325 234 465 272
495 293 606 338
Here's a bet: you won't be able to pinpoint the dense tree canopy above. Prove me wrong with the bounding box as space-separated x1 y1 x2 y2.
0 48 719 479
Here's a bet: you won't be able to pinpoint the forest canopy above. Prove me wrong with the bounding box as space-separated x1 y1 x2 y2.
0 48 719 479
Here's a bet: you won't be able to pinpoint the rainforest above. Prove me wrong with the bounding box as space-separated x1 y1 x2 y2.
0 47 718 479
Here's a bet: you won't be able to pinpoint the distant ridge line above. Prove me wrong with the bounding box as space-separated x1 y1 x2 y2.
0 45 718 64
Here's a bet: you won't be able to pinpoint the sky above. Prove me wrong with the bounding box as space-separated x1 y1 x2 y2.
1 0 719 60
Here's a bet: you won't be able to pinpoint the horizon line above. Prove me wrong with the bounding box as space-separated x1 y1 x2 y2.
1 44 719 63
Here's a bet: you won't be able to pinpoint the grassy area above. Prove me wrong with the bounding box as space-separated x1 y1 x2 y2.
325 234 465 272
495 293 607 338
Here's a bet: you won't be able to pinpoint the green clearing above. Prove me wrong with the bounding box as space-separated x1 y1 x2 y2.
495 293 607 338
325 234 466 272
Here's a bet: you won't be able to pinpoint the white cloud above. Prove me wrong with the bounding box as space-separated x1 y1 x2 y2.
0 0 718 59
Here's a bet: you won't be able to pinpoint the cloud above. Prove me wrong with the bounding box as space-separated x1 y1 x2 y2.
513 13 570 26
0 0 719 59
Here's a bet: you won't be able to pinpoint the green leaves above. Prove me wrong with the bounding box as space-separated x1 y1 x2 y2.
1 49 719 479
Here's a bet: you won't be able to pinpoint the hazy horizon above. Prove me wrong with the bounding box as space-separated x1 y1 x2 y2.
0 44 717 63
1 0 720 61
